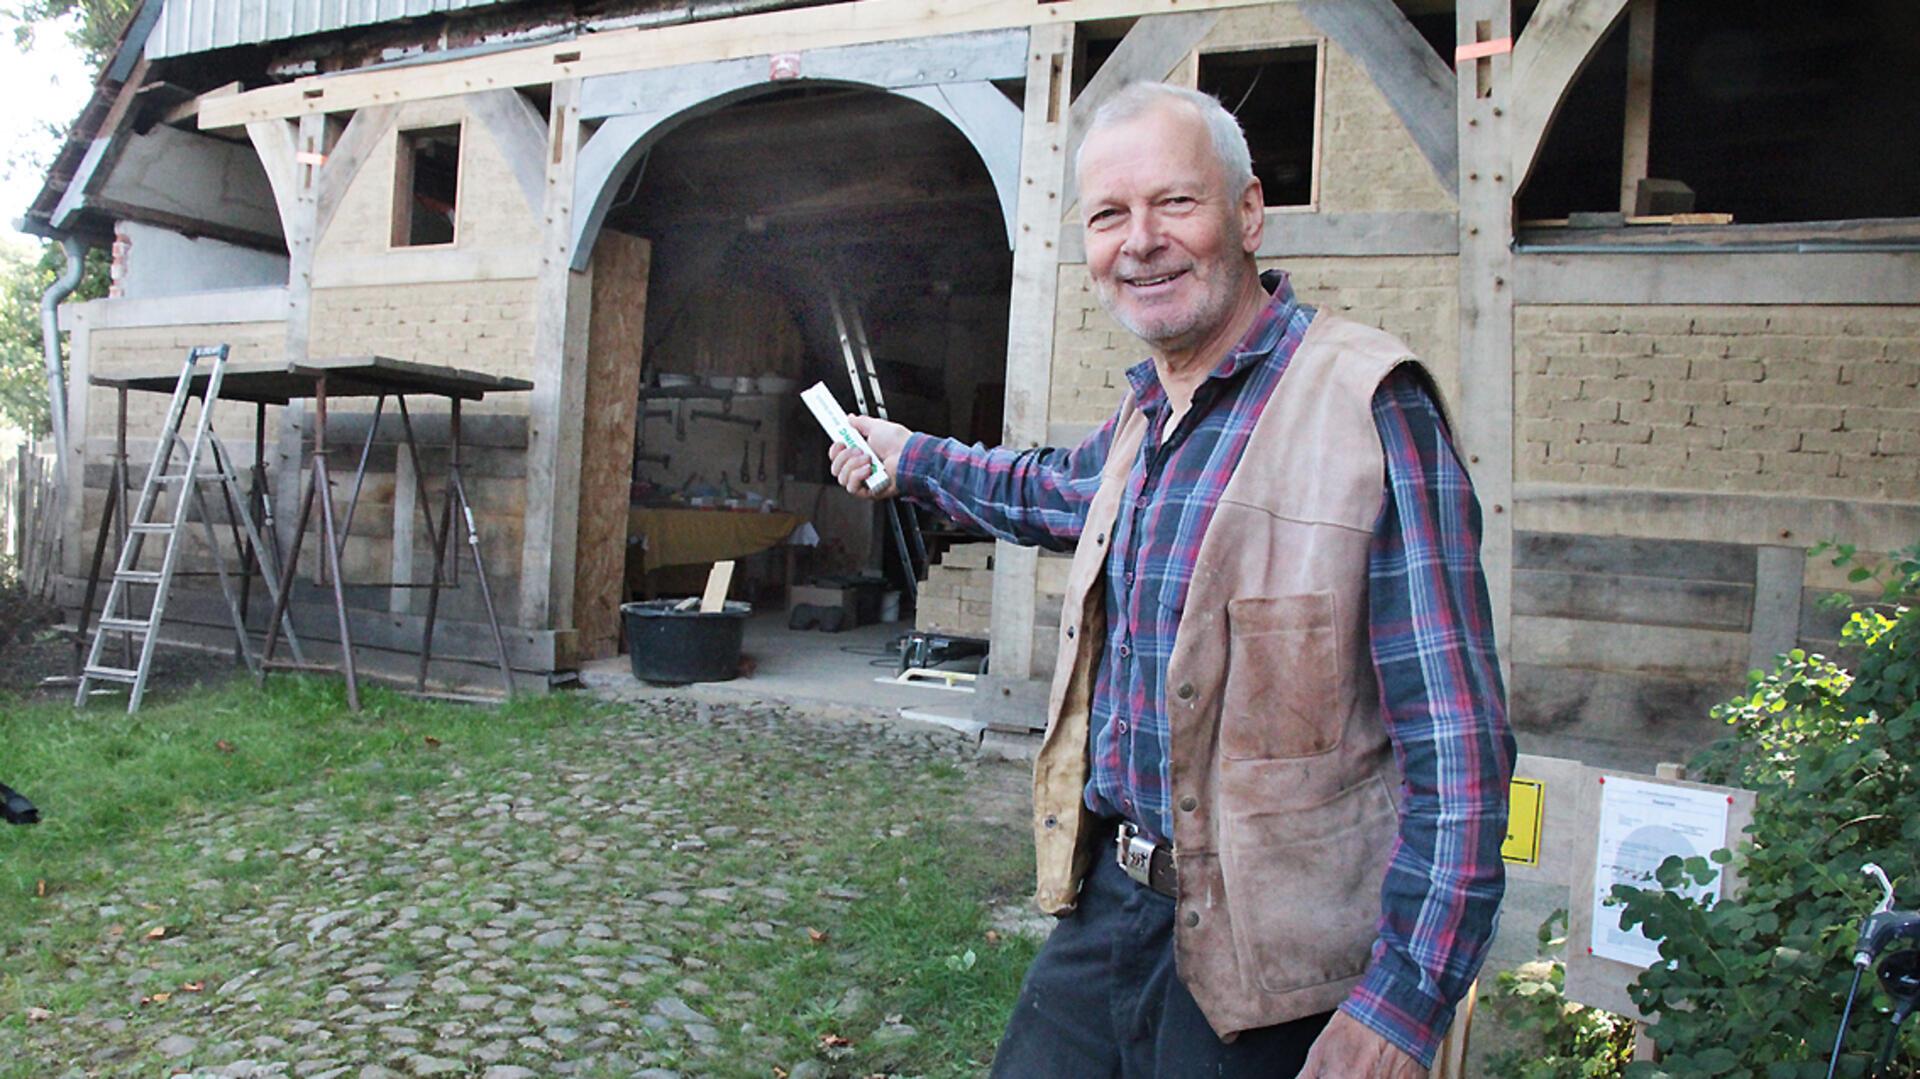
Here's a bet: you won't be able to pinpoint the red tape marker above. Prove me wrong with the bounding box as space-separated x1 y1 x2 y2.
1455 37 1514 62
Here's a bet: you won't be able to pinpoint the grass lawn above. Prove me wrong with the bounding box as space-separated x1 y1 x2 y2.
0 672 1039 1077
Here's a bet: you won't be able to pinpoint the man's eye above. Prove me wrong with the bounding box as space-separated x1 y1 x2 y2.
1089 209 1124 227
1162 196 1195 208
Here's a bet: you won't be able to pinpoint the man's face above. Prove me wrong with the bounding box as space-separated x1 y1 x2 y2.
1077 103 1263 355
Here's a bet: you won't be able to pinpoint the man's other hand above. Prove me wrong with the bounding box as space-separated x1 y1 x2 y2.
828 415 910 499
1299 1011 1428 1078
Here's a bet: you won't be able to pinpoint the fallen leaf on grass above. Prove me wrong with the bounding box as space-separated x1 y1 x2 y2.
140 992 172 1006
215 740 235 754
772 1069 789 1079
820 1034 852 1049
145 926 168 941
180 982 203 993
25 1007 51 1022
35 879 46 897
807 927 829 944
107 925 124 937
984 930 1001 944
424 735 442 748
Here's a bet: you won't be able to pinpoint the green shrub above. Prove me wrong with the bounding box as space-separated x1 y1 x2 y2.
1485 909 1635 1078
1614 543 1920 1078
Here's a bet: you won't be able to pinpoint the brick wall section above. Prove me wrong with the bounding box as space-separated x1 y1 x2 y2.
915 541 995 636
308 282 537 403
1050 256 1460 428
1516 305 1920 503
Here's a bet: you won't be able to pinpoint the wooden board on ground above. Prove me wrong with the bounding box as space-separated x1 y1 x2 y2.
700 560 735 613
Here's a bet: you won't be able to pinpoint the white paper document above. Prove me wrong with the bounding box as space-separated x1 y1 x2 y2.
1589 775 1731 967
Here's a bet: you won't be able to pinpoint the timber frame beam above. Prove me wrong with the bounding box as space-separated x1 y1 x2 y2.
199 0 1278 129
1509 0 1632 197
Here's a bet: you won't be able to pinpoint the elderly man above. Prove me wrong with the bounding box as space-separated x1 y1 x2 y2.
830 82 1513 1078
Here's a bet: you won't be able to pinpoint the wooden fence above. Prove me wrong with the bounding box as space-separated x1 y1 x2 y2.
1 441 60 598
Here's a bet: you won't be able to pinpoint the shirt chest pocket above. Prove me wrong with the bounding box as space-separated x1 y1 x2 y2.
1220 592 1342 759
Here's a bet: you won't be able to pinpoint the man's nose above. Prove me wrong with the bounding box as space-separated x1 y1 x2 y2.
1120 208 1165 261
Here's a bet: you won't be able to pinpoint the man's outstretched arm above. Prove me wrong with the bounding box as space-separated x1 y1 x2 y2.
828 407 1121 552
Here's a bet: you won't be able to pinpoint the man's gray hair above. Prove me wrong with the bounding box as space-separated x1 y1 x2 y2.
1075 81 1256 195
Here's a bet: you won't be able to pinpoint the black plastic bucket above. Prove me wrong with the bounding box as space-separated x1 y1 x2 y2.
621 600 751 684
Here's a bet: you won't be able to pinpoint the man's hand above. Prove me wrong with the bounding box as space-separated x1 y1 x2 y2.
1299 1011 1428 1078
828 415 911 499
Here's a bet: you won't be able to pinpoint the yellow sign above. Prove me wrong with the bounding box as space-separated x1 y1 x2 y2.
1503 778 1545 866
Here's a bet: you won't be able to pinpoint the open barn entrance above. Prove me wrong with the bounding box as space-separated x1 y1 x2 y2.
579 84 1013 699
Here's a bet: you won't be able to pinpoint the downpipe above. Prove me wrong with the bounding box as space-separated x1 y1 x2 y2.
38 236 88 493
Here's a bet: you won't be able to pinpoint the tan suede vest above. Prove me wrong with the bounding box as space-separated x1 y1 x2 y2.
1029 315 1428 1038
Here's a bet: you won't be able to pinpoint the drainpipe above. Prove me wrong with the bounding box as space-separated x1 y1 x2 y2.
38 236 88 493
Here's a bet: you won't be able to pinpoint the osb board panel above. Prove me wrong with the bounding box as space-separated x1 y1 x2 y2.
574 231 651 659
1047 255 1458 428
1198 6 1453 213
316 97 542 264
1514 304 1920 502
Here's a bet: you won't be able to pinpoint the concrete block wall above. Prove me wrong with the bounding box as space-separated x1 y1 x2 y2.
1516 305 1920 503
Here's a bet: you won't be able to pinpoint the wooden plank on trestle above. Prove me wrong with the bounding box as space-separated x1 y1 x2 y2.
1059 10 1221 214
1456 1 1517 675
989 22 1075 683
518 79 591 631
1299 0 1459 195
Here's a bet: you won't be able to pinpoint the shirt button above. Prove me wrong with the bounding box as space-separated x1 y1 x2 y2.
1117 719 1129 734
1066 625 1075 639
1117 643 1131 658
1124 569 1135 584
1122 797 1133 810
1183 910 1200 928
1135 495 1148 508
1176 682 1195 700
1179 796 1198 812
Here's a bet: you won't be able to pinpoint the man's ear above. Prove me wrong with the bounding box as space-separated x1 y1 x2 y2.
1239 179 1265 254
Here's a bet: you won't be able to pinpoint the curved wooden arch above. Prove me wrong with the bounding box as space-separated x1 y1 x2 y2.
1509 0 1632 196
567 29 1028 270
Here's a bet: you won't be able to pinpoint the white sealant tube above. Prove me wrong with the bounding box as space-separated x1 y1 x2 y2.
801 381 891 492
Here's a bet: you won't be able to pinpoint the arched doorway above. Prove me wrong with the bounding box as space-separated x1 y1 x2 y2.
572 79 1018 673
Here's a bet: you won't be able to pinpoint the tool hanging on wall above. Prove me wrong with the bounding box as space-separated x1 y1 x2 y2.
827 289 927 601
758 442 768 482
739 441 751 481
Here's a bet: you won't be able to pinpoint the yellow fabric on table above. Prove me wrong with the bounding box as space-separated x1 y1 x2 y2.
627 507 804 576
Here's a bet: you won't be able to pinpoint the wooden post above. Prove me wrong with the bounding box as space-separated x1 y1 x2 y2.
1456 1 1516 676
518 79 593 631
1618 0 1655 215
989 22 1075 682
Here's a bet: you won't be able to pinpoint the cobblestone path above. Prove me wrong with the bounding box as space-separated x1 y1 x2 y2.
3 696 1038 1078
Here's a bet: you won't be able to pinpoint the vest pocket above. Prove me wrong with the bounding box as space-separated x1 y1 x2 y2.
1221 592 1340 759
1219 774 1396 994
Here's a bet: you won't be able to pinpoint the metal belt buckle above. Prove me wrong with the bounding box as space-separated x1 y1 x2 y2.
1116 822 1155 887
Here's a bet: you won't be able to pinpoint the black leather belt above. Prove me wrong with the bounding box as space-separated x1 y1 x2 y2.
1116 821 1178 898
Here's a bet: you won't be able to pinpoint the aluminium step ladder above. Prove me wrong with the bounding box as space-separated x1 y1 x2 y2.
827 289 928 601
75 345 303 712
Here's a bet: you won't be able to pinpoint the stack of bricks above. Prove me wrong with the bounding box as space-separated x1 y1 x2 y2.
1516 305 1920 503
915 541 995 637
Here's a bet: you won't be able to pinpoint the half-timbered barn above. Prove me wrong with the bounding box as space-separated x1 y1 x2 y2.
23 0 1920 759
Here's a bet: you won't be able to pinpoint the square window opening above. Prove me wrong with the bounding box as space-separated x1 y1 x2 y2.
393 125 462 247
1197 45 1320 208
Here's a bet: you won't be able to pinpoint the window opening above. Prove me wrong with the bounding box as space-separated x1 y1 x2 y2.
1196 45 1320 208
393 125 461 247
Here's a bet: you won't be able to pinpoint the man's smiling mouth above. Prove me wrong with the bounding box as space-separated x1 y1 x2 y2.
1124 269 1187 289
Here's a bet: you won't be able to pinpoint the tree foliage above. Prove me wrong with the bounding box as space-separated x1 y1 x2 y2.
1614 544 1920 1078
5 0 138 65
0 240 108 436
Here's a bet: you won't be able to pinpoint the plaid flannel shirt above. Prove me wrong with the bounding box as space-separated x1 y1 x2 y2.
895 273 1514 1065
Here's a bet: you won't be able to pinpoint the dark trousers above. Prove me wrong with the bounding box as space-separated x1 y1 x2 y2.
990 825 1333 1079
